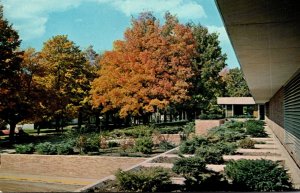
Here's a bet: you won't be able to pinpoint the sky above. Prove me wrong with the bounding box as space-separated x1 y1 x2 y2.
2 0 240 68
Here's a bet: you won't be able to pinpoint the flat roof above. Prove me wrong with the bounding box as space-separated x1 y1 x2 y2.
217 97 256 105
215 0 300 103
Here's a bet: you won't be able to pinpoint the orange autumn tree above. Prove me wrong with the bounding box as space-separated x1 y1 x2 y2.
91 12 195 120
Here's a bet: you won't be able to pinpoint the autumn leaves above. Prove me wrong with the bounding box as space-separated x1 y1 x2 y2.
1 7 228 142
91 13 196 118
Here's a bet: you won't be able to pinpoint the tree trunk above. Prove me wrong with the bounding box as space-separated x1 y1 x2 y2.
95 112 100 130
164 111 167 123
142 114 149 125
78 109 83 129
55 117 60 131
9 122 16 144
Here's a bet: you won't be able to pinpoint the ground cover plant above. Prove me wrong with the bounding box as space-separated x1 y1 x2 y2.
239 137 256 149
225 159 292 191
244 120 267 137
89 120 294 192
11 123 186 156
115 167 172 192
172 156 228 191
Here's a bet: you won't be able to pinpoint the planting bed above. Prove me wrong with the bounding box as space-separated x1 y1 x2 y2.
86 120 295 192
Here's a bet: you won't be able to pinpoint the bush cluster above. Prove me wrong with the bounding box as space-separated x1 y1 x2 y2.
108 141 119 148
199 114 224 120
15 143 35 154
244 120 267 137
179 136 209 154
195 145 223 164
225 159 292 191
155 126 182 134
35 142 73 155
172 156 227 190
35 142 58 155
134 137 153 154
239 138 256 149
115 167 171 192
110 125 153 138
158 140 175 151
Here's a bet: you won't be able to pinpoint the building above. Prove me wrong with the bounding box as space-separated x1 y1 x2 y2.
217 97 263 119
215 0 300 166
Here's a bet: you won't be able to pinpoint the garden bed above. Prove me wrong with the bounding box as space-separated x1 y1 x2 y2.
86 120 294 192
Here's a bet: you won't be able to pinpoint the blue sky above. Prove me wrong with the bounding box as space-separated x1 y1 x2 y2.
2 0 240 68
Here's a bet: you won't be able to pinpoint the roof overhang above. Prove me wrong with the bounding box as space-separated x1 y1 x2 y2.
217 97 256 105
215 0 300 103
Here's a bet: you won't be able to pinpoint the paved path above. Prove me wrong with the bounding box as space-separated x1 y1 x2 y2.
0 179 82 192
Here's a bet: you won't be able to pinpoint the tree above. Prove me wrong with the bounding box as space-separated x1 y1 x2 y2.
223 67 251 97
0 4 24 142
20 48 51 123
79 45 101 129
184 24 227 118
91 12 195 121
38 35 90 130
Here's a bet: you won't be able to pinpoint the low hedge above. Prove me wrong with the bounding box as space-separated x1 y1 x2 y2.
225 159 292 191
115 167 172 192
15 143 35 154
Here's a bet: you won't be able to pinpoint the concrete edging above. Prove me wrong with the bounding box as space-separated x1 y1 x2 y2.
74 147 179 192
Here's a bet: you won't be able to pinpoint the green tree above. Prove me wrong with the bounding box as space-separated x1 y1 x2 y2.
38 35 90 131
185 24 227 118
0 5 24 142
223 67 251 97
78 45 101 129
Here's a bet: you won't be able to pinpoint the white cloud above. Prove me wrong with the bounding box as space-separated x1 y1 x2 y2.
2 0 206 40
107 0 206 19
2 0 82 40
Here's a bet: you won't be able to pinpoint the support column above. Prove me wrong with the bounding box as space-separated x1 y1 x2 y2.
257 104 260 120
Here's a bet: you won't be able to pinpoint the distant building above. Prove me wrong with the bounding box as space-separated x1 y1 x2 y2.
217 97 263 119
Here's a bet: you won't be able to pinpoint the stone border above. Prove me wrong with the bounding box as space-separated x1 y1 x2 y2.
75 147 179 192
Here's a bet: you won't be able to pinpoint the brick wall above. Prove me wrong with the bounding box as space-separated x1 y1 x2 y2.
195 119 225 136
0 154 146 179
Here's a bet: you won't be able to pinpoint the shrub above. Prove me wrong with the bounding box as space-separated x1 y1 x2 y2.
15 143 35 154
215 141 237 155
173 156 206 175
120 138 135 152
195 145 224 164
239 138 256 149
225 159 292 191
182 122 195 138
108 141 119 148
179 136 209 154
116 167 172 192
208 126 246 142
245 120 267 137
112 125 153 138
76 135 87 154
224 121 245 132
134 137 153 154
199 114 224 120
85 135 101 152
172 156 207 186
99 136 108 149
56 143 74 155
155 126 182 134
158 140 175 150
35 142 57 155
